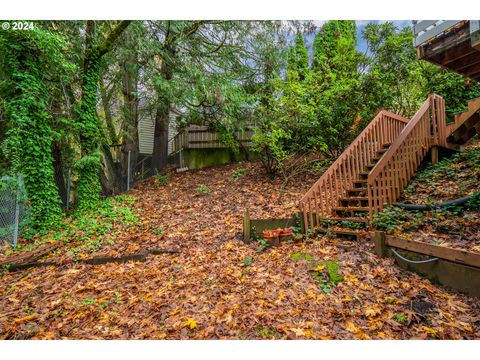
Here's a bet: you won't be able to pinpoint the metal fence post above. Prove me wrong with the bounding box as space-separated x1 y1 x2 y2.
127 150 131 191
66 168 71 209
12 174 21 247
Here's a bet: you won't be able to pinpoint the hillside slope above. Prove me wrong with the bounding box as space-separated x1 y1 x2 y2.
373 137 480 252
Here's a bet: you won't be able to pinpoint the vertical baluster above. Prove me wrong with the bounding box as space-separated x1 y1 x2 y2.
319 181 325 215
302 202 308 234
327 175 333 214
308 199 314 232
333 167 339 207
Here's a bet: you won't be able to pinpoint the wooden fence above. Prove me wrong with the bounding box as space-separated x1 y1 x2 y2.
170 125 255 154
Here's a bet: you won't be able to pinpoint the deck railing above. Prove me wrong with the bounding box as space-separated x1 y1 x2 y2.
170 125 255 154
367 94 446 214
299 110 409 230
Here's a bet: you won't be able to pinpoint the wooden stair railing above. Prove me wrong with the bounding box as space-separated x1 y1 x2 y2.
300 93 480 234
367 94 446 215
446 97 480 146
299 110 409 231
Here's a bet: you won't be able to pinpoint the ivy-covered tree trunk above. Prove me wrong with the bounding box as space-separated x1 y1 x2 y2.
76 37 103 209
76 20 130 209
0 30 64 228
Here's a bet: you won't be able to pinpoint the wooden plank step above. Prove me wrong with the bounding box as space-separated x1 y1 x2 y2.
316 228 360 240
359 171 369 180
340 197 368 202
333 207 369 212
327 217 369 224
353 179 368 188
347 188 367 195
382 142 392 148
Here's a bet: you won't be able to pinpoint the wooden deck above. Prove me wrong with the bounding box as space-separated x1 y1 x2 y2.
416 21 480 82
170 125 255 154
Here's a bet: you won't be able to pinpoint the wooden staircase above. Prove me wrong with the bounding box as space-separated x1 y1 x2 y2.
300 94 480 238
446 97 480 147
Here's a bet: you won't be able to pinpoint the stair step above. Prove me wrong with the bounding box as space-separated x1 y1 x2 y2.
333 207 370 215
333 206 369 211
382 142 392 149
359 171 370 179
353 180 368 188
340 196 368 202
316 228 360 241
347 188 367 196
328 217 369 223
340 199 369 207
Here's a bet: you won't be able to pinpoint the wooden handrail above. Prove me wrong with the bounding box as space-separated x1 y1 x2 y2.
367 94 446 215
300 110 409 230
368 99 431 181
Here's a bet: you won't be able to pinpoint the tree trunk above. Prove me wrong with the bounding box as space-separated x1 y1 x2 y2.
152 105 170 173
51 141 67 207
76 20 131 207
120 30 140 186
151 46 174 174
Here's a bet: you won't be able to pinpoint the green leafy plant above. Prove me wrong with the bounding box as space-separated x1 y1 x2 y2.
18 195 139 258
232 168 246 181
310 259 344 293
289 252 313 261
242 256 254 270
196 185 211 195
256 326 277 339
82 298 98 306
393 313 407 324
255 238 270 252
154 173 170 186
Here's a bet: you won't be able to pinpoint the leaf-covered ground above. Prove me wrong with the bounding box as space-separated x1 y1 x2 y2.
373 138 480 253
1 161 479 339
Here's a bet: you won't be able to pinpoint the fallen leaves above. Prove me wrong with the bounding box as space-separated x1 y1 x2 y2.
0 161 479 339
183 318 198 330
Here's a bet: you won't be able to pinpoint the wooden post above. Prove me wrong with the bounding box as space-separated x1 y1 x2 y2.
243 209 251 243
374 231 387 258
431 146 439 164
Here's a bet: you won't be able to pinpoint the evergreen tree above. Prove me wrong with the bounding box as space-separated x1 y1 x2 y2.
287 33 309 81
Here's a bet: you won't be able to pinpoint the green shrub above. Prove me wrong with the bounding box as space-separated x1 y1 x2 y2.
232 168 246 181
154 173 170 186
196 185 211 195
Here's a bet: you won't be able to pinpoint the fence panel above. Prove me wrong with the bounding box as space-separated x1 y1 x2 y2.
0 174 30 248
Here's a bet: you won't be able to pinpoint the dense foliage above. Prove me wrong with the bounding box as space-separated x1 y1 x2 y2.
0 29 73 228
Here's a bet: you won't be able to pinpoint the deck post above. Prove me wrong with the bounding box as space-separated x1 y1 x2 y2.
431 145 439 164
374 231 387 258
243 209 251 243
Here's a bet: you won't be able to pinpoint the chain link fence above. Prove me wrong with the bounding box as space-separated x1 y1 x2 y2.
0 174 30 248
